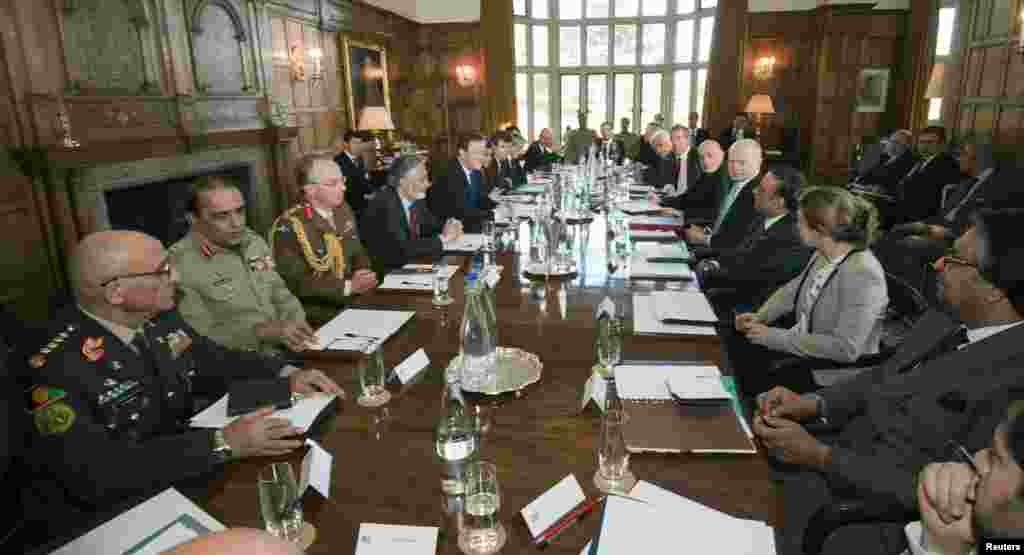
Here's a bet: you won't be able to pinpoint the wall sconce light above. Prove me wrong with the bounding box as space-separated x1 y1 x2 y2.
309 48 324 82
455 64 477 87
754 56 776 80
288 46 305 82
1018 10 1024 56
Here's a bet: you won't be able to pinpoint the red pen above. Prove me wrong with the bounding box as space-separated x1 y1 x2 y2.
533 496 604 547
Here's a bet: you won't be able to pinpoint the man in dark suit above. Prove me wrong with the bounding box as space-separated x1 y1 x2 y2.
697 164 813 310
753 209 1024 555
523 128 560 173
597 122 625 165
633 123 662 168
333 130 375 216
852 129 918 191
361 155 464 277
641 128 674 186
427 133 497 233
688 111 708 147
653 125 704 207
718 112 751 150
683 138 764 255
885 126 963 227
493 130 526 189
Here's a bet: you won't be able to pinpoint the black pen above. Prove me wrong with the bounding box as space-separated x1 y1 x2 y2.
950 440 981 475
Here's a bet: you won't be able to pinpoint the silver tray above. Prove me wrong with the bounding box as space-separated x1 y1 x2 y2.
522 262 578 278
555 211 595 224
447 347 543 395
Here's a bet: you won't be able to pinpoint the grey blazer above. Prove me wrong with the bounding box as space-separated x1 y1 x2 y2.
752 249 888 362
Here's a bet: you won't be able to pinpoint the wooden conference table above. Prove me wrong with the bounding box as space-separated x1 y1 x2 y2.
198 217 780 554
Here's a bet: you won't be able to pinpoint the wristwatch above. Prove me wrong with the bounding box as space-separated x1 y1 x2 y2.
212 429 233 463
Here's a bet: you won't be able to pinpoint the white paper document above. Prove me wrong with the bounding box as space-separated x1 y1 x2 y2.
190 393 336 431
650 290 718 324
393 348 430 384
444 233 486 252
595 481 775 555
355 523 439 555
618 200 662 214
629 255 694 280
379 274 433 291
315 309 416 351
300 439 332 498
629 214 684 227
401 263 459 278
629 229 677 241
52 488 224 555
615 364 721 400
667 372 731 401
633 295 716 336
634 241 690 261
520 474 587 538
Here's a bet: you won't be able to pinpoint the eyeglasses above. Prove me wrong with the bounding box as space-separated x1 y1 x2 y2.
100 260 174 287
940 249 977 270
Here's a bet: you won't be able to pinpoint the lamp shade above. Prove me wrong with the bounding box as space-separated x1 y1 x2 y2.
925 63 946 98
745 94 776 114
357 106 395 131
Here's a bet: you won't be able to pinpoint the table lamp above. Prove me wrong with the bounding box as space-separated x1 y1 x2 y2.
357 106 396 165
744 94 775 141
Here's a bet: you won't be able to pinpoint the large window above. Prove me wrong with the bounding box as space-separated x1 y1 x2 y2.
515 0 717 143
928 4 957 122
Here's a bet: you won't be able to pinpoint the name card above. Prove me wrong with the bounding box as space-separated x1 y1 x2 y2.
299 439 332 498
355 523 438 555
393 349 430 384
596 297 616 319
520 474 587 538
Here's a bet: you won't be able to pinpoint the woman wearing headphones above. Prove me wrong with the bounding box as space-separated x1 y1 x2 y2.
731 186 889 397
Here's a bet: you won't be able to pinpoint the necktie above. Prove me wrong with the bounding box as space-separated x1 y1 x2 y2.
898 161 924 187
465 171 481 209
676 155 687 194
943 177 980 221
408 205 419 239
713 182 743 234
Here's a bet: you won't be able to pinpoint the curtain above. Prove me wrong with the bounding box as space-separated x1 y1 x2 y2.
480 0 516 133
702 0 749 136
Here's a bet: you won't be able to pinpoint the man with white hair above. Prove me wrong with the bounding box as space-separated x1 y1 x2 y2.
684 138 764 253
20 230 343 549
270 155 377 323
642 128 673 186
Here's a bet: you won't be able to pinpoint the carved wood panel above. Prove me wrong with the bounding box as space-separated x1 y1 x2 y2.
189 0 252 95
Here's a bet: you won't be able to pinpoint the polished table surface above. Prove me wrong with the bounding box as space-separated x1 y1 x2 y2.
199 216 780 554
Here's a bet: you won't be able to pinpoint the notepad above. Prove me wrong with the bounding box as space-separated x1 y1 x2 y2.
618 200 662 214
315 309 416 351
650 290 717 324
444 233 486 252
615 364 721 401
632 295 715 336
379 274 433 292
628 257 695 280
190 393 337 432
635 242 690 263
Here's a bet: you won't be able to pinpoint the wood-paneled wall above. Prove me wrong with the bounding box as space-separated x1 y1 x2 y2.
947 0 1024 154
745 5 910 181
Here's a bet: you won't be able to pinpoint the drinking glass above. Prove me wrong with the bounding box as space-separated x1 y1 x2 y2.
594 409 637 494
481 220 496 253
258 462 304 542
433 262 454 306
357 346 391 407
595 317 623 373
458 461 506 555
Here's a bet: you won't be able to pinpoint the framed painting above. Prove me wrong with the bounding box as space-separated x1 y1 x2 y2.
855 68 890 113
341 37 391 128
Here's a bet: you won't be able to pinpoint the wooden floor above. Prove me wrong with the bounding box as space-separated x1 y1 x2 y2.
199 217 780 554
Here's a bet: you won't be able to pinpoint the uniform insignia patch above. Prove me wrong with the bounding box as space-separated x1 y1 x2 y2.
28 385 66 412
166 329 193 359
34 401 76 435
110 360 123 371
82 336 105 362
29 354 47 369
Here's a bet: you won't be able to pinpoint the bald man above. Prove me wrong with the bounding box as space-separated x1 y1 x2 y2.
166 528 302 555
524 128 561 172
684 138 764 255
20 230 343 548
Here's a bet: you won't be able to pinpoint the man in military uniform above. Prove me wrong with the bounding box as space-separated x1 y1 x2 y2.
170 176 315 353
20 230 344 548
270 155 378 324
563 109 598 164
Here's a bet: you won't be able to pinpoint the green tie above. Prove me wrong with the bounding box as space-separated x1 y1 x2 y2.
713 181 744 234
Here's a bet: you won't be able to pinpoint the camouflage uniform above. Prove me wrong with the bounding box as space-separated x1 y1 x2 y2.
169 230 305 352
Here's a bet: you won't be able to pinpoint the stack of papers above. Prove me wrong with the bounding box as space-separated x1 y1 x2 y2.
615 364 721 401
190 393 337 431
668 372 731 403
629 215 684 229
629 229 677 241
51 488 224 555
592 482 775 554
650 290 717 324
444 233 486 252
628 255 694 280
617 200 662 214
379 274 433 292
635 242 690 263
633 295 715 336
315 309 416 351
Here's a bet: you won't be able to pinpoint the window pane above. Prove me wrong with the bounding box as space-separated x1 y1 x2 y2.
561 75 581 138
673 70 691 126
641 23 665 65
514 0 527 16
694 68 707 127
560 26 582 66
614 24 637 65
677 0 694 14
587 74 607 130
615 0 638 17
515 24 528 66
533 0 548 18
928 98 943 121
701 0 717 7
533 26 549 66
614 74 635 131
675 20 693 63
698 16 714 62
587 25 610 66
534 74 551 136
587 0 609 18
640 73 662 129
936 7 956 56
642 0 666 16
560 0 582 19
516 73 530 140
